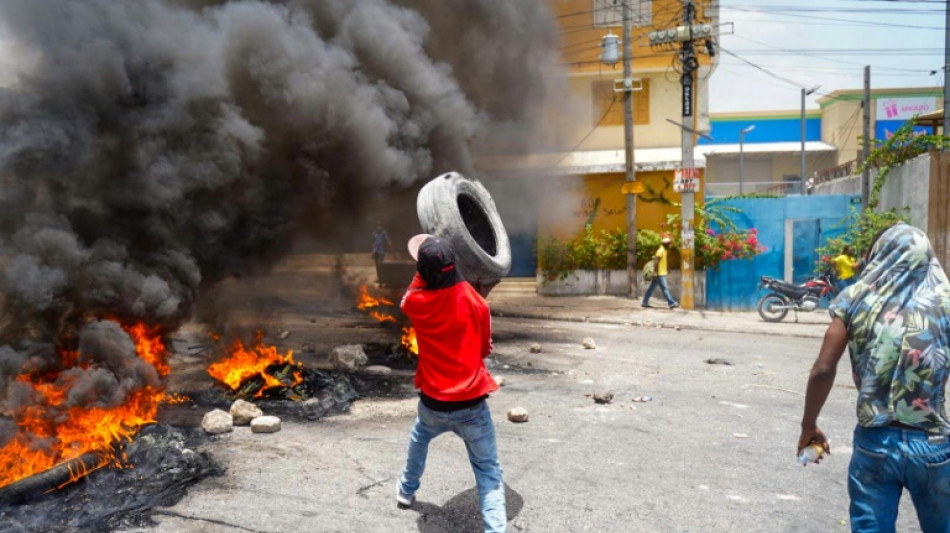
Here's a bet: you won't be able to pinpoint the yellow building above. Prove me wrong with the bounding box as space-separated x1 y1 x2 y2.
540 0 718 240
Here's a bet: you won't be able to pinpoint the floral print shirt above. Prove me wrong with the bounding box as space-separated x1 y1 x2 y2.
829 223 950 434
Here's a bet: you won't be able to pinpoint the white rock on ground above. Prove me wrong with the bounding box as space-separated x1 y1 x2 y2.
529 343 542 354
582 337 597 349
507 407 529 423
362 365 392 376
201 409 233 434
329 344 368 371
230 399 263 426
251 415 282 433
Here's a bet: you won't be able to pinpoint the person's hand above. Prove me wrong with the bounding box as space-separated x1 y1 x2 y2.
797 425 831 463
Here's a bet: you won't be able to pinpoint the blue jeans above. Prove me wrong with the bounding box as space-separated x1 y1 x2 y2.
849 425 950 533
642 275 676 306
399 400 506 533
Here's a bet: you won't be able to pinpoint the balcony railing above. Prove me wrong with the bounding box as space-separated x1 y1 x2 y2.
809 159 859 187
705 181 803 197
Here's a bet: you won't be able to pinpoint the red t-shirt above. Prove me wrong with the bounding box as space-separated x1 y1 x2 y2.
400 273 498 402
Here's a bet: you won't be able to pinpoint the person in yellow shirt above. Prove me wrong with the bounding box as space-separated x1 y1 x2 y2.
833 246 858 290
642 236 679 309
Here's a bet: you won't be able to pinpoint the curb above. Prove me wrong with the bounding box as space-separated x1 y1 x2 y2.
490 308 827 339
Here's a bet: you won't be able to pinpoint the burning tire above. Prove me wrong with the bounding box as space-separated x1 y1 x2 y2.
416 172 511 285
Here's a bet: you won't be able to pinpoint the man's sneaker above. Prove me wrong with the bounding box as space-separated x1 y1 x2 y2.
642 303 653 308
670 302 680 309
397 489 415 508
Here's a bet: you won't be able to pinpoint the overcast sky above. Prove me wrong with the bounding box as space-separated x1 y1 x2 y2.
710 0 945 112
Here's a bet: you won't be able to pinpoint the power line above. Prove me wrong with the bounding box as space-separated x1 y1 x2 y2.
721 5 944 30
719 48 833 94
729 34 936 73
555 94 618 167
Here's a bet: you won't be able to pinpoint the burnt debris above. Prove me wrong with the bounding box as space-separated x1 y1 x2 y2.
0 425 222 533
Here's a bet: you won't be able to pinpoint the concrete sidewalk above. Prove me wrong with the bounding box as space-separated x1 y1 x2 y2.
487 281 831 339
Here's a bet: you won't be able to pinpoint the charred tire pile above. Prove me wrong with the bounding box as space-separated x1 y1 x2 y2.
417 172 511 285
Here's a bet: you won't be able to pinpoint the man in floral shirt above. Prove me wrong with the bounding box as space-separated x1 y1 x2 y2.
798 223 950 532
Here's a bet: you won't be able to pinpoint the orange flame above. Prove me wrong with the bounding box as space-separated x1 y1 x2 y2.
0 320 171 490
356 285 394 310
401 327 418 355
207 332 302 395
355 285 417 355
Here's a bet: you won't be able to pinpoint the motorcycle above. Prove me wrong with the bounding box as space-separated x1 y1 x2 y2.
757 274 839 322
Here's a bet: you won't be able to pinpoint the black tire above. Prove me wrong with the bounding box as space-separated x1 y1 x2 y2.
757 293 789 322
417 172 511 285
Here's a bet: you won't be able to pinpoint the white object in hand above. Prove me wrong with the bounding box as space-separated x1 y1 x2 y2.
799 444 823 465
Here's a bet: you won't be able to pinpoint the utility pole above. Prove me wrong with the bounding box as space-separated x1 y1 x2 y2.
622 0 639 298
944 0 949 142
800 86 820 195
647 0 715 309
861 66 871 210
678 0 698 310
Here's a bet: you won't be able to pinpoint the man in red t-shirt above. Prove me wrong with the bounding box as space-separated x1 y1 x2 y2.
396 234 506 533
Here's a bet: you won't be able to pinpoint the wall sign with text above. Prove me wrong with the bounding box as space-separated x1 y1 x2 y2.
673 168 700 193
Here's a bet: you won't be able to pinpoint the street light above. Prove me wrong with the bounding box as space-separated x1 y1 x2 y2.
801 85 821 195
739 125 755 195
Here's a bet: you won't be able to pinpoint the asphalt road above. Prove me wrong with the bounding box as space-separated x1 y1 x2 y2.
122 315 924 533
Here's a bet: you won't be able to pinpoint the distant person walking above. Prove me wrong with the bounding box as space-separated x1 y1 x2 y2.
372 222 392 286
798 223 950 533
642 236 679 309
397 234 506 533
832 245 858 290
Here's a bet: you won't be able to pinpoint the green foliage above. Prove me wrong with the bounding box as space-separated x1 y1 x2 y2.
538 225 628 282
815 117 937 274
655 198 764 270
539 199 766 281
860 118 950 209
814 207 907 275
636 228 662 266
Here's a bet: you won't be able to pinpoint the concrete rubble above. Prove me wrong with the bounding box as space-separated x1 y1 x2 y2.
201 409 233 434
507 407 529 423
230 399 263 426
330 344 368 371
251 416 282 434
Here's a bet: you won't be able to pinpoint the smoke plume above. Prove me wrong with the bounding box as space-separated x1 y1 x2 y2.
0 0 561 442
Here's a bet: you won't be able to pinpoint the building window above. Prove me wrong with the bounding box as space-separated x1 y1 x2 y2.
592 79 650 126
593 0 652 28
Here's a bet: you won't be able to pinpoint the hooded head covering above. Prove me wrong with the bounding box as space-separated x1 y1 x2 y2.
414 236 463 290
830 223 950 433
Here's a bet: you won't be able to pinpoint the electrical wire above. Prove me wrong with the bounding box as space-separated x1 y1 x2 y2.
554 98 618 167
728 34 935 73
718 48 834 95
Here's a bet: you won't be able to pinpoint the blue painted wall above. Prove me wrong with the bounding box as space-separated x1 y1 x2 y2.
705 195 859 311
698 117 821 145
875 119 933 140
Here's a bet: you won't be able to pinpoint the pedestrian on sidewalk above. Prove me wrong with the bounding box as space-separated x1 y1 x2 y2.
372 222 392 286
798 223 950 533
642 236 679 309
397 234 506 533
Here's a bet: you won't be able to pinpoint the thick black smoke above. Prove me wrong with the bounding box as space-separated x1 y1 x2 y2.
0 0 560 442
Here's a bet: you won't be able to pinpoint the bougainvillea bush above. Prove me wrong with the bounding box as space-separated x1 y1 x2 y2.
539 208 766 282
